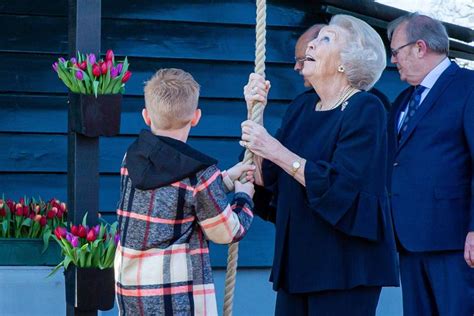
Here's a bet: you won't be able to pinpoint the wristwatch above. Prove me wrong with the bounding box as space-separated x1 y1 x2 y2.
291 159 301 177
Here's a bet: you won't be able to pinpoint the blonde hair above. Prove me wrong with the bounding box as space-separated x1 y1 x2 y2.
144 68 200 129
330 15 387 91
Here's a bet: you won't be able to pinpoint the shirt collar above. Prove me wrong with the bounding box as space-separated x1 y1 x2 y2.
420 57 451 89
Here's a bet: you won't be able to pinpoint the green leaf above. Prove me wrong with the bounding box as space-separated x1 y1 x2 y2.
47 261 64 278
93 80 99 98
82 212 88 227
21 218 32 227
64 256 72 270
42 228 52 253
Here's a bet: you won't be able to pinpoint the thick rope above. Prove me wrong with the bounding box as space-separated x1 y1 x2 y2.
223 0 266 315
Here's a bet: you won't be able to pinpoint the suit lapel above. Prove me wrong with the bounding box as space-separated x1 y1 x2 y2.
397 63 459 152
388 88 412 153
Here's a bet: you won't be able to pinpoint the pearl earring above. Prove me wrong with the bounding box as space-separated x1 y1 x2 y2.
337 65 345 73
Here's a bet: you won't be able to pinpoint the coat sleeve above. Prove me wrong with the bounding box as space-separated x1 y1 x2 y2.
304 96 387 241
463 88 474 231
194 165 254 244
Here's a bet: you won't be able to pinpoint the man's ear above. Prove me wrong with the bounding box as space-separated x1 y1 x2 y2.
142 108 151 126
191 109 201 127
416 40 428 57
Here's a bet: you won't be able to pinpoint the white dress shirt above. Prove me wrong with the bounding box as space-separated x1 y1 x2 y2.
397 57 452 131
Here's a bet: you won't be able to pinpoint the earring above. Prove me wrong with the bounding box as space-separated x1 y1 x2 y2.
337 65 345 73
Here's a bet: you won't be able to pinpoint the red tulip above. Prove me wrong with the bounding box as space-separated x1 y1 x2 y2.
33 214 42 222
106 60 113 69
54 226 67 239
100 62 107 75
86 229 96 242
77 225 87 238
23 205 29 217
60 202 67 212
92 64 101 77
56 210 63 219
121 71 132 83
105 49 114 62
0 209 5 217
46 210 56 219
79 61 87 70
39 216 47 227
15 204 23 216
71 225 79 236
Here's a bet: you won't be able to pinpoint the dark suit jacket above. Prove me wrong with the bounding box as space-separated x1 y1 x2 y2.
387 62 474 252
256 91 399 293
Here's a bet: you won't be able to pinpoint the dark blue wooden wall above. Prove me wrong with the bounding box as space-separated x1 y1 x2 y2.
0 0 406 267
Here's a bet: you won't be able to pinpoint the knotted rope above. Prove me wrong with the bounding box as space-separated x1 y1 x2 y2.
223 0 266 315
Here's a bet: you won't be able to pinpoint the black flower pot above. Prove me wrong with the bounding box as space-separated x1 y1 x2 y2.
65 267 115 311
69 93 122 137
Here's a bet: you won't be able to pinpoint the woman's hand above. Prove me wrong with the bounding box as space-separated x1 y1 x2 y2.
244 73 271 115
240 120 281 161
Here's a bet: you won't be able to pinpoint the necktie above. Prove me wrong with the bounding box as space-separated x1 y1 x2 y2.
398 85 426 141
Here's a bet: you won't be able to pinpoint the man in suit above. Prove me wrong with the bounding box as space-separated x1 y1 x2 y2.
387 13 474 315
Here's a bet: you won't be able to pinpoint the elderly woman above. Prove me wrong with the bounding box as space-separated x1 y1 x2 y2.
240 15 399 316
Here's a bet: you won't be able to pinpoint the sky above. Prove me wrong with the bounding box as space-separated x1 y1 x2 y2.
376 0 473 30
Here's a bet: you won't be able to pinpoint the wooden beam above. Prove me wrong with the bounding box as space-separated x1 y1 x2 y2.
67 0 101 315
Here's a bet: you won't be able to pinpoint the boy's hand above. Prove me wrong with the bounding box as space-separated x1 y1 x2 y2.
235 180 255 198
227 162 255 183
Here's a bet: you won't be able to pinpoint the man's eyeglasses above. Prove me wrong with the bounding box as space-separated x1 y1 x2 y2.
391 41 417 57
294 56 306 65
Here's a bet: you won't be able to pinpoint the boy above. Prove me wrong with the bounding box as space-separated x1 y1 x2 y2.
114 68 255 315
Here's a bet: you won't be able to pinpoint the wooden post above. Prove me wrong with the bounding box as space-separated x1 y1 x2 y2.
67 0 101 315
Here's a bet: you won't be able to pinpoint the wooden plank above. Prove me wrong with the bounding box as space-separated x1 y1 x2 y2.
0 52 303 100
0 94 288 136
0 52 404 101
0 134 249 173
1 14 300 63
0 173 275 267
0 0 313 27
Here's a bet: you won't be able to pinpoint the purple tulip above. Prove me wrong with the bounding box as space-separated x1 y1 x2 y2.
93 224 100 235
88 53 96 65
75 71 84 81
70 57 77 64
71 236 79 248
66 232 73 243
110 67 119 78
116 63 123 74
114 234 120 246
52 62 58 72
59 57 66 63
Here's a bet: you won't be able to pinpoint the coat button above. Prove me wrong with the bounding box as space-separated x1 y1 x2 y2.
393 162 399 167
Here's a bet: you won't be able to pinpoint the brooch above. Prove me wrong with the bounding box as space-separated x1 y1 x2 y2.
341 101 348 111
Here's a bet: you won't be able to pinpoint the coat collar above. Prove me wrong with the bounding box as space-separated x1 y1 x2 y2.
396 62 459 152
126 129 217 190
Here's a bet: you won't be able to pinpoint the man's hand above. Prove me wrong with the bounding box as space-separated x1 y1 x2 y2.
464 231 474 268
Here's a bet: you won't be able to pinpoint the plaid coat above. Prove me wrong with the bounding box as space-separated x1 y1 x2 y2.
114 130 254 316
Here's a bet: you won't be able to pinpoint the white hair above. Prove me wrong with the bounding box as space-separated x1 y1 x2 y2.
330 15 387 91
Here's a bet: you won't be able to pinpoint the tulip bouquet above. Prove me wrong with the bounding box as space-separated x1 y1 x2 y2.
52 50 132 97
50 214 119 276
0 197 68 251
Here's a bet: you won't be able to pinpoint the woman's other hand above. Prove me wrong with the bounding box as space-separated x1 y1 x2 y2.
244 73 271 113
240 120 281 161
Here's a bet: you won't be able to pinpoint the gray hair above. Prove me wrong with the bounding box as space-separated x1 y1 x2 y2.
387 12 449 55
330 15 387 91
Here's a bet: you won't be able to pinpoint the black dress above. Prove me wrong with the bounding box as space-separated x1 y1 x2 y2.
255 91 399 314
